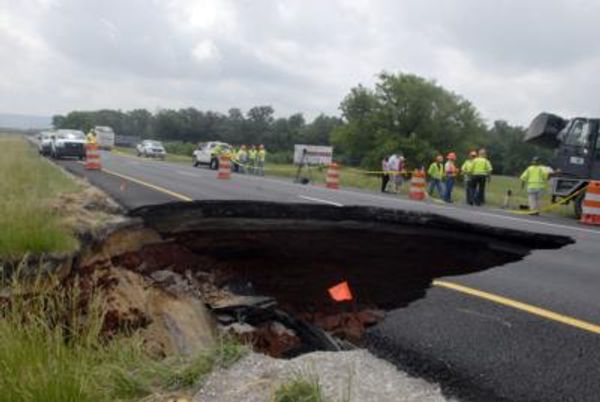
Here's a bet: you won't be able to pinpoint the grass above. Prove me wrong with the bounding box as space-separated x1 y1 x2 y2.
0 135 81 258
113 145 576 218
0 271 247 402
274 377 326 402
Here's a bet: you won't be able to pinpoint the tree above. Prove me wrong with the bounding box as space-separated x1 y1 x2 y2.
332 72 487 169
485 120 554 175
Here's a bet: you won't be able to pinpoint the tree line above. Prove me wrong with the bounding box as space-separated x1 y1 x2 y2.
52 107 341 154
53 72 551 175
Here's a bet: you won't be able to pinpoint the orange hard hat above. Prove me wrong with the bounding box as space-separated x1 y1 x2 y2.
447 152 456 160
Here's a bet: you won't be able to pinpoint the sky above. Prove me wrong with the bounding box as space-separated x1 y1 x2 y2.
1 0 600 126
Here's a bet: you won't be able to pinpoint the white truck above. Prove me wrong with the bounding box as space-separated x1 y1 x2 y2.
92 126 116 150
136 140 167 159
193 141 232 170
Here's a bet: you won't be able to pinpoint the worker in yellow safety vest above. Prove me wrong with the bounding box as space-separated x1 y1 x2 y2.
520 156 549 214
443 152 459 203
427 154 445 198
461 150 477 205
236 145 248 174
86 130 96 144
248 145 257 175
468 148 493 206
257 144 267 176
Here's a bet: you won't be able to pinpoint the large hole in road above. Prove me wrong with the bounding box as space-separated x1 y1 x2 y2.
105 201 571 357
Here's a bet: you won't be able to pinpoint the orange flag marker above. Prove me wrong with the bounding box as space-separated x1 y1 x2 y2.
328 281 353 302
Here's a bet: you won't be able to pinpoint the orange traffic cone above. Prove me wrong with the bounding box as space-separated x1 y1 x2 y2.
326 163 340 189
217 155 231 180
85 143 101 170
409 170 426 200
581 181 600 225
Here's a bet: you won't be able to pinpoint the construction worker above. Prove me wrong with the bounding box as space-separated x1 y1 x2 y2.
393 155 406 193
257 144 267 176
444 152 459 203
427 154 445 198
381 156 390 193
86 130 96 144
248 145 257 175
236 145 248 174
469 148 493 206
461 151 477 205
520 156 549 214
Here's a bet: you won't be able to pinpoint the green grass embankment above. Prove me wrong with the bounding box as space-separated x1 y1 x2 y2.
0 136 80 257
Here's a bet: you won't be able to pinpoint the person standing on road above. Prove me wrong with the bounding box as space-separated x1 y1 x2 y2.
469 148 493 206
461 151 477 205
248 145 257 175
257 144 267 176
444 152 459 203
520 156 549 214
381 156 390 193
86 130 96 144
394 155 406 193
237 145 248 174
427 154 445 198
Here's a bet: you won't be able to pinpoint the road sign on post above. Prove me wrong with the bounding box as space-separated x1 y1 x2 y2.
293 145 333 166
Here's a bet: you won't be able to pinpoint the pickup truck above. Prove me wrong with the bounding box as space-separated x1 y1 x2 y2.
51 129 86 160
193 141 232 170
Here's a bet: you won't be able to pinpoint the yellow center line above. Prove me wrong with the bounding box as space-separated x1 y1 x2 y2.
433 280 600 335
102 167 193 202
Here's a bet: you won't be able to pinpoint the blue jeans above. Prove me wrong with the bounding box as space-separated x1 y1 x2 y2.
428 179 444 198
444 176 455 202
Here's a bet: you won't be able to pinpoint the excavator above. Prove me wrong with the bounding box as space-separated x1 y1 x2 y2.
525 113 600 218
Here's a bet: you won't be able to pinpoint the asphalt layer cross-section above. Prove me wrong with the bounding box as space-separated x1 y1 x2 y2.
58 152 600 402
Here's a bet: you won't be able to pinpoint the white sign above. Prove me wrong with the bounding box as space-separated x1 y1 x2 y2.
569 156 585 165
294 145 333 165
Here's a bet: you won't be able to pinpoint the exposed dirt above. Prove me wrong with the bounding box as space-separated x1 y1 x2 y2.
5 199 572 359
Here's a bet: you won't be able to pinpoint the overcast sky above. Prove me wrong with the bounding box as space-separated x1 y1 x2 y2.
1 0 600 126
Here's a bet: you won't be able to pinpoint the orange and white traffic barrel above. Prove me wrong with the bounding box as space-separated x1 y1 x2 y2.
217 155 231 180
85 143 101 170
409 169 426 201
326 163 340 189
580 181 600 225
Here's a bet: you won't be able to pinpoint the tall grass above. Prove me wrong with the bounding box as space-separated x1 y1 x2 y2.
0 271 247 402
0 136 80 257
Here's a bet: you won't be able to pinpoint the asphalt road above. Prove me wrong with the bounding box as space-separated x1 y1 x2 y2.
59 152 600 402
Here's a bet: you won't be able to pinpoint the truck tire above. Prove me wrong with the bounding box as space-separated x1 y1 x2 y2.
210 158 219 170
193 160 200 167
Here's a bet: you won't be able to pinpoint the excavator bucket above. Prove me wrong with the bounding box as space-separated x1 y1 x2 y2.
525 112 566 148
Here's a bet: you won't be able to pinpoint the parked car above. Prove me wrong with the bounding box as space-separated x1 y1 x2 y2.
37 131 54 156
51 129 86 160
193 141 232 170
136 140 166 159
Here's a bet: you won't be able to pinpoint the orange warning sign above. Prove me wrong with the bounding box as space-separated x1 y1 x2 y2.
328 281 353 302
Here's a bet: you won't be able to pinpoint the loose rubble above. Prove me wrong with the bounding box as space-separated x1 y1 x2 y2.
194 350 455 402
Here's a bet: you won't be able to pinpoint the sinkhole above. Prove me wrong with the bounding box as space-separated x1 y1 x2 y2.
111 201 572 355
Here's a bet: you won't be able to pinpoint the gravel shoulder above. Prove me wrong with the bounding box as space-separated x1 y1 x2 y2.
194 349 453 402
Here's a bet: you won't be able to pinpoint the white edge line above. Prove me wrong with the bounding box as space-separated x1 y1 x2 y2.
298 195 344 207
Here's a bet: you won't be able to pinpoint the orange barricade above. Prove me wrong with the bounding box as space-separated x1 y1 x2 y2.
85 143 101 170
326 163 340 189
217 155 231 180
409 170 426 200
581 181 600 225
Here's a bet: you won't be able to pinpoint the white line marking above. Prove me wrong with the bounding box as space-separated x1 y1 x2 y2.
298 195 344 207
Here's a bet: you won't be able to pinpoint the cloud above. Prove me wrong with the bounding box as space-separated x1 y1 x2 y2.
1 0 600 126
